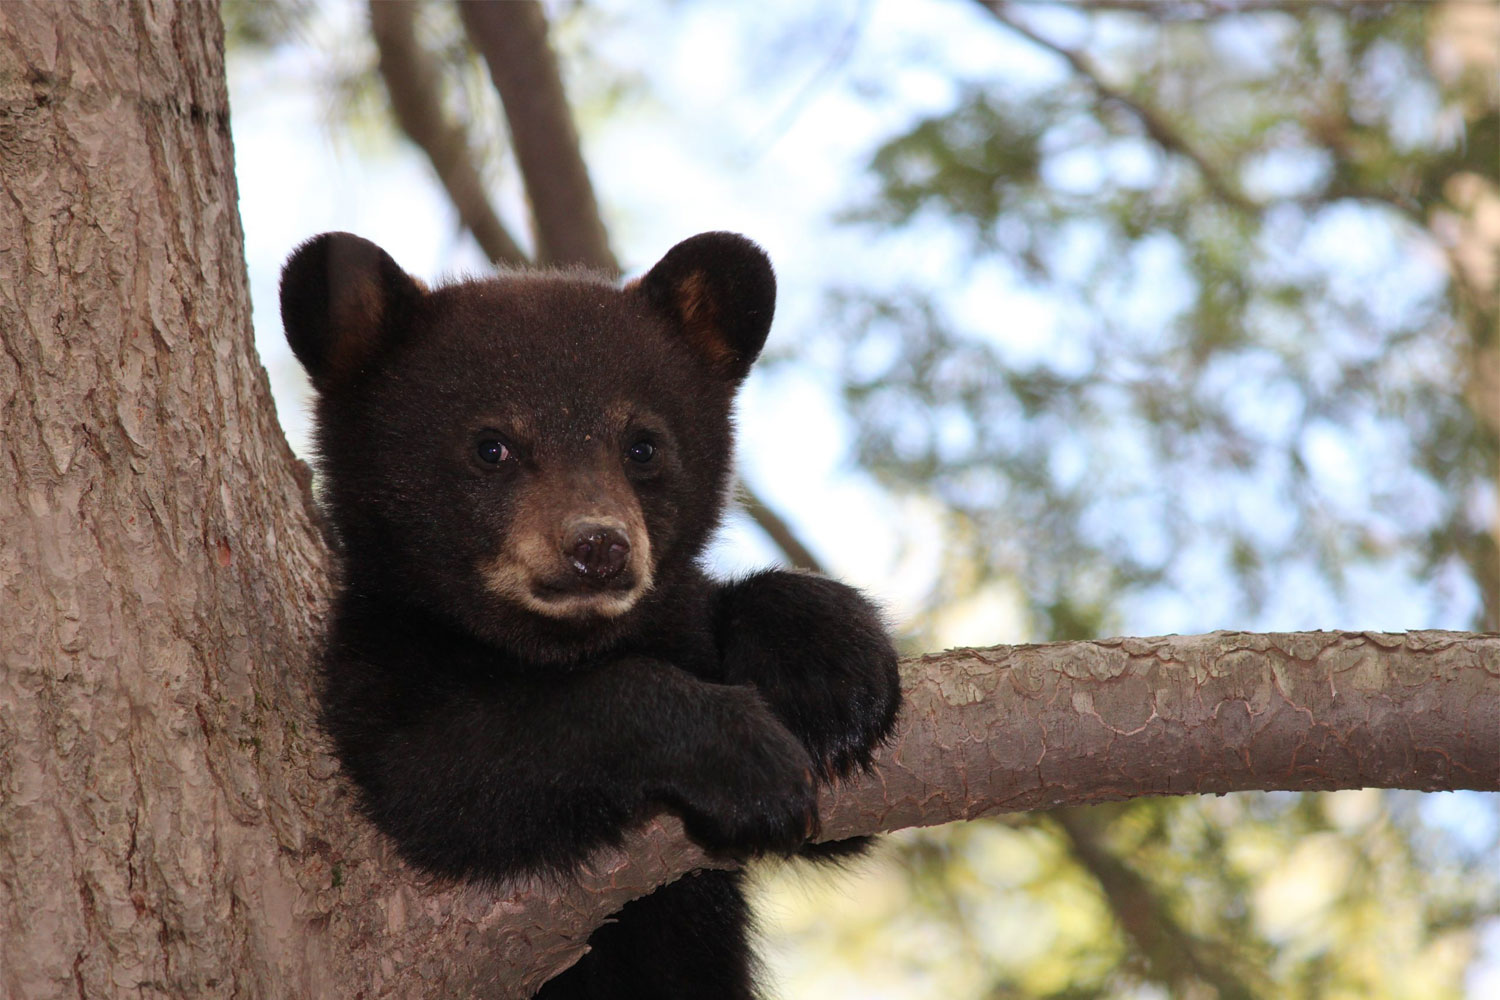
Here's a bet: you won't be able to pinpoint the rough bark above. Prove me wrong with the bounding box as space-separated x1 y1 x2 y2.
2 3 1497 998
0 3 333 997
824 630 1498 837
327 629 1500 999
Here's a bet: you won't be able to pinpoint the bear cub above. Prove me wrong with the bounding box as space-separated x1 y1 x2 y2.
280 231 902 999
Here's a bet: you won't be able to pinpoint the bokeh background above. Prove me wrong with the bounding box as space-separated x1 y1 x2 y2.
223 1 1499 996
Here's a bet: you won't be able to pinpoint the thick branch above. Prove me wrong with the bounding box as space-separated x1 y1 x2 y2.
316 630 1497 997
368 0 528 267
977 0 1258 213
458 0 616 272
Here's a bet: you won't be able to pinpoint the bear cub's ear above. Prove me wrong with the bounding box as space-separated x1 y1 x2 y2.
633 232 776 382
279 232 425 391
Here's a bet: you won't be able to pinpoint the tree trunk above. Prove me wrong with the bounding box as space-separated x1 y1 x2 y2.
0 3 334 995
1 4 1496 999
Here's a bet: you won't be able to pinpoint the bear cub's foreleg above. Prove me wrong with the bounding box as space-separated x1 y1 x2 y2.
716 570 901 783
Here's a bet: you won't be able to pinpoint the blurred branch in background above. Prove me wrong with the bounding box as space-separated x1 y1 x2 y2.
368 0 528 266
1051 805 1263 1000
744 0 872 161
978 0 1257 212
737 483 828 573
459 0 617 272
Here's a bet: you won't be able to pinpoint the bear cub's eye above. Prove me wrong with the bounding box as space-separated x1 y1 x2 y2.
476 439 512 465
626 439 656 464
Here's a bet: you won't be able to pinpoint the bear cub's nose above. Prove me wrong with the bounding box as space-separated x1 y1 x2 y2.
567 523 631 582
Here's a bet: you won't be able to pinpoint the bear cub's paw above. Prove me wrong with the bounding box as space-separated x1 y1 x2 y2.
657 684 821 858
717 570 902 781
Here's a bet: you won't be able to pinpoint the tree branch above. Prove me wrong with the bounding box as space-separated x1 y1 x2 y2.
977 0 1258 214
1053 806 1260 1000
368 0 529 268
309 630 1497 997
736 483 828 574
458 0 616 272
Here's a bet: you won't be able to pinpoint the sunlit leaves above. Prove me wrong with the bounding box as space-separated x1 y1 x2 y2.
821 1 1492 636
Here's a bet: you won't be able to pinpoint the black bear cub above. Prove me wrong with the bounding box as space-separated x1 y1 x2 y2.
280 231 901 998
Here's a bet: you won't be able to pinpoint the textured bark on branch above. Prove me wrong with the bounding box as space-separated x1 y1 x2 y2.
826 630 1498 836
317 630 1500 998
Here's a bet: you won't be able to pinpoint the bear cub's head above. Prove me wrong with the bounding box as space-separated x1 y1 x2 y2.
280 231 775 661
